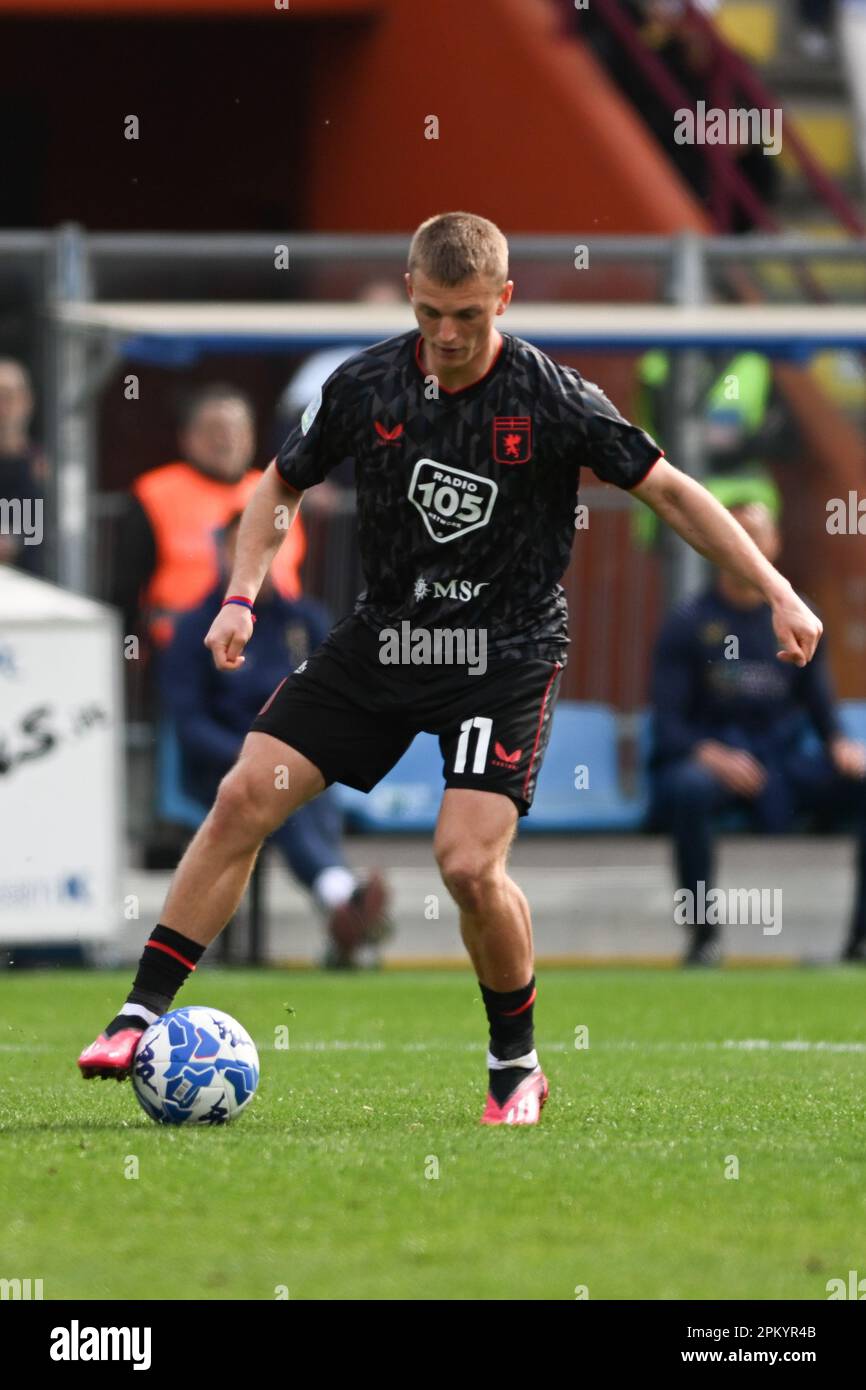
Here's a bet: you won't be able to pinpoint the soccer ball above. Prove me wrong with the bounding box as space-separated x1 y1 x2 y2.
131 1006 259 1126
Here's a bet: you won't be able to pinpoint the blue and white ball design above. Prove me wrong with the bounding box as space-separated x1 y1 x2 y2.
131 1006 259 1126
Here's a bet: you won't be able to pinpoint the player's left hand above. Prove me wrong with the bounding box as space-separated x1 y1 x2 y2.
771 588 822 666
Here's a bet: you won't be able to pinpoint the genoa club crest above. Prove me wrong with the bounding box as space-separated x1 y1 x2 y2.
493 416 532 465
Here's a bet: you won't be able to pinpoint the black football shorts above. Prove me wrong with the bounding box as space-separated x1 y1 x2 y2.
249 614 564 817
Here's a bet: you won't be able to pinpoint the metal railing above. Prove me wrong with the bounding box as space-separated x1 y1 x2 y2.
573 0 866 235
4 226 866 638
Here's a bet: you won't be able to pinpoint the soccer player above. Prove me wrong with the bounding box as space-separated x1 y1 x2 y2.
79 212 822 1125
160 511 393 968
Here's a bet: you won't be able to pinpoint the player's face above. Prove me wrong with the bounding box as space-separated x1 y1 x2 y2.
405 270 513 379
181 400 255 480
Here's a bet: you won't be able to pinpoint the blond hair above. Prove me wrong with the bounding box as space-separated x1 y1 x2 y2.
408 211 508 287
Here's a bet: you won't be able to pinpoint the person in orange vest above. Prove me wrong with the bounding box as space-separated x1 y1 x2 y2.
113 383 305 651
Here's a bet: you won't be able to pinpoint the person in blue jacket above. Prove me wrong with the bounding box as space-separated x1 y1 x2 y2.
650 502 866 966
160 511 392 967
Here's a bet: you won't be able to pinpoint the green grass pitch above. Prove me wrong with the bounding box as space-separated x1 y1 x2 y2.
1 966 865 1300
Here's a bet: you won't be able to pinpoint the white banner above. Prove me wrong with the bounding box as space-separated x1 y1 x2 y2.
0 578 122 943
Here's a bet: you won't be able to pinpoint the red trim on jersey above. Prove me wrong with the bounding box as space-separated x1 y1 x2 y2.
414 332 504 396
146 939 197 971
500 986 537 1017
626 450 665 491
522 661 563 800
268 455 303 496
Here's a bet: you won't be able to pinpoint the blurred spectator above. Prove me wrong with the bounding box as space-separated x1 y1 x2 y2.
799 0 836 61
160 511 392 968
580 0 778 229
649 502 866 966
0 358 46 576
273 279 402 516
113 382 306 653
632 348 789 546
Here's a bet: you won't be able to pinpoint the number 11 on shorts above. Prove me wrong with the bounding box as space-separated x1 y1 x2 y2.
453 716 492 774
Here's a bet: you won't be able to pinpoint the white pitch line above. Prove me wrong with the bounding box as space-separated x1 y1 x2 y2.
721 1038 866 1053
1 1039 864 1056
259 1038 866 1055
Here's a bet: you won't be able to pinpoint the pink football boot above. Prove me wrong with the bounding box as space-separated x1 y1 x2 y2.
481 1066 549 1126
78 1028 143 1081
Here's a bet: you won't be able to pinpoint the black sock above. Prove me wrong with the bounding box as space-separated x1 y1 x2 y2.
480 976 537 1103
104 925 205 1037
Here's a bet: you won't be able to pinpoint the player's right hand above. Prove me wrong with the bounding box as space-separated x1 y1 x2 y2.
694 740 767 798
204 604 254 671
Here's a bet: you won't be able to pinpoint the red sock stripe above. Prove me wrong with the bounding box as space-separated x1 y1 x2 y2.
501 986 537 1017
146 938 197 971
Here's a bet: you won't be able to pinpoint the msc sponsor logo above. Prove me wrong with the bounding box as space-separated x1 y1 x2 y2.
413 576 491 604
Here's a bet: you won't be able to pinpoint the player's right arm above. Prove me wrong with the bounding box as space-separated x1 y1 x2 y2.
206 367 349 671
205 461 304 671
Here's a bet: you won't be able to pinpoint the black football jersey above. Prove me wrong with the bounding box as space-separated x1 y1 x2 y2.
275 330 662 662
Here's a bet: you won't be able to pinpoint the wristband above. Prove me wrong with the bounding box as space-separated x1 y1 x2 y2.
222 595 257 624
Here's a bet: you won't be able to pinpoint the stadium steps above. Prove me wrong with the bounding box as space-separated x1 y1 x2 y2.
115 834 860 968
716 0 863 219
714 1 779 65
715 0 866 418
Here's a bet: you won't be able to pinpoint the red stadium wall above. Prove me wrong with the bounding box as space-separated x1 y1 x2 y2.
0 0 709 234
304 0 709 234
0 0 371 10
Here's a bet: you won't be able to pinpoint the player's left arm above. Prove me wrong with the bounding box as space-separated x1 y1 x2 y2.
632 458 822 667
